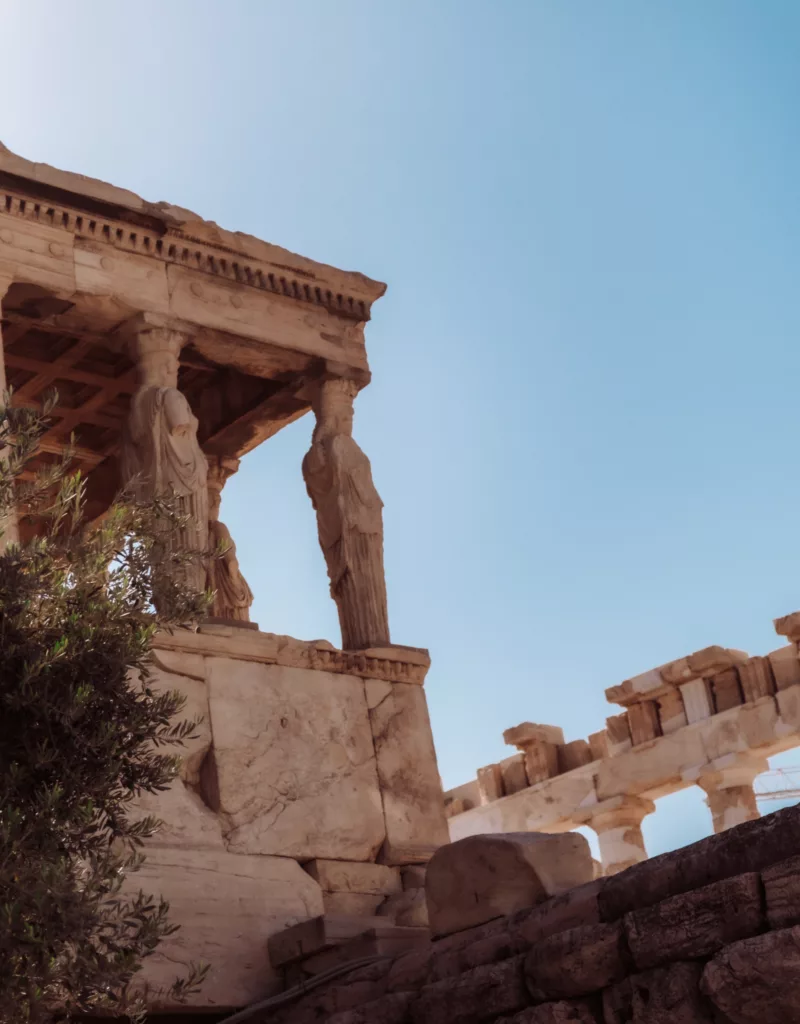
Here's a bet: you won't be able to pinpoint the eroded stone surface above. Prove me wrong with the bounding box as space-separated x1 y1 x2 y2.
367 680 449 865
131 847 323 1008
599 804 800 921
498 1001 599 1023
207 657 385 860
410 956 529 1024
604 961 713 1023
131 650 224 850
701 926 800 1024
525 921 626 1000
305 859 402 895
426 833 593 938
763 854 800 929
624 873 763 970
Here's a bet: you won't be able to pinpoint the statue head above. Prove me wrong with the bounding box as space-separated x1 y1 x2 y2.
130 325 187 388
313 378 358 437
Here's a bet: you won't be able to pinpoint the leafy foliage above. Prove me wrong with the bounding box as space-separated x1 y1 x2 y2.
0 397 209 1022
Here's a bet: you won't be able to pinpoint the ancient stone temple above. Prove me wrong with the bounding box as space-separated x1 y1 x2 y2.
0 144 449 1010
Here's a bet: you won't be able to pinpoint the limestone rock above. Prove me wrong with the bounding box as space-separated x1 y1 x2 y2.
605 713 632 755
426 832 593 938
774 611 800 642
767 645 800 690
710 667 743 713
378 887 429 928
504 723 565 748
304 859 402 895
366 680 450 865
207 657 386 861
323 892 387 916
511 880 602 947
410 956 529 1024
498 1001 599 1023
762 854 800 929
627 701 661 746
701 926 800 1024
501 753 530 795
477 762 504 803
402 865 427 889
268 914 385 968
525 921 626 1000
604 961 713 1023
679 678 713 723
738 656 775 703
558 740 593 773
598 804 800 921
587 731 609 761
325 992 415 1024
656 688 687 735
131 847 323 1008
624 873 763 970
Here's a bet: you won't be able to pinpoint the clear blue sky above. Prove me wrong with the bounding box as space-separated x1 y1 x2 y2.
2 0 799 857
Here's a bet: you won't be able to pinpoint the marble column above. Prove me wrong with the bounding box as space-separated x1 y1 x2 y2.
585 795 655 876
0 275 18 547
696 754 767 835
302 377 390 650
120 315 208 596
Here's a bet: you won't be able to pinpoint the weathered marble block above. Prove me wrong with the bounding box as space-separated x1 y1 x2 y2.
207 656 386 861
365 679 449 864
131 847 323 1008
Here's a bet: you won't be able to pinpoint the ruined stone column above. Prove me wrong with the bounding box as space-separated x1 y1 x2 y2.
0 275 18 547
696 754 767 834
584 795 655 876
302 377 390 650
120 314 208 596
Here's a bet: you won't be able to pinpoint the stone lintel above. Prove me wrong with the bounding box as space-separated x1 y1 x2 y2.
153 627 431 685
606 647 750 708
694 752 769 793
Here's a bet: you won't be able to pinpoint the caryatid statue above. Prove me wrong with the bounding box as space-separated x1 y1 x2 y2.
120 322 208 595
302 377 390 650
206 455 253 622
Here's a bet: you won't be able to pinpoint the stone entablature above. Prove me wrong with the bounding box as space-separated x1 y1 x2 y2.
445 613 800 875
156 624 432 686
0 145 381 322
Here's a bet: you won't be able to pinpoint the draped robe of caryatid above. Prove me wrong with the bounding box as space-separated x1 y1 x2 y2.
121 386 208 594
303 426 390 651
206 460 253 621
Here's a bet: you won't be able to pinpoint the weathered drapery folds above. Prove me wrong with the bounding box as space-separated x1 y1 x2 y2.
303 377 390 651
121 324 385 642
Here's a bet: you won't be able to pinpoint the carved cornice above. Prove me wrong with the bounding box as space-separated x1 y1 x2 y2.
153 625 431 685
0 187 373 322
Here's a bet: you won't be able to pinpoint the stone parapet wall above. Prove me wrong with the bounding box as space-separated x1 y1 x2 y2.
134 625 448 1009
266 805 800 1024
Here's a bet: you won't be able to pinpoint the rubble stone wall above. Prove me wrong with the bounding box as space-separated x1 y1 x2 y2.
268 805 800 1024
